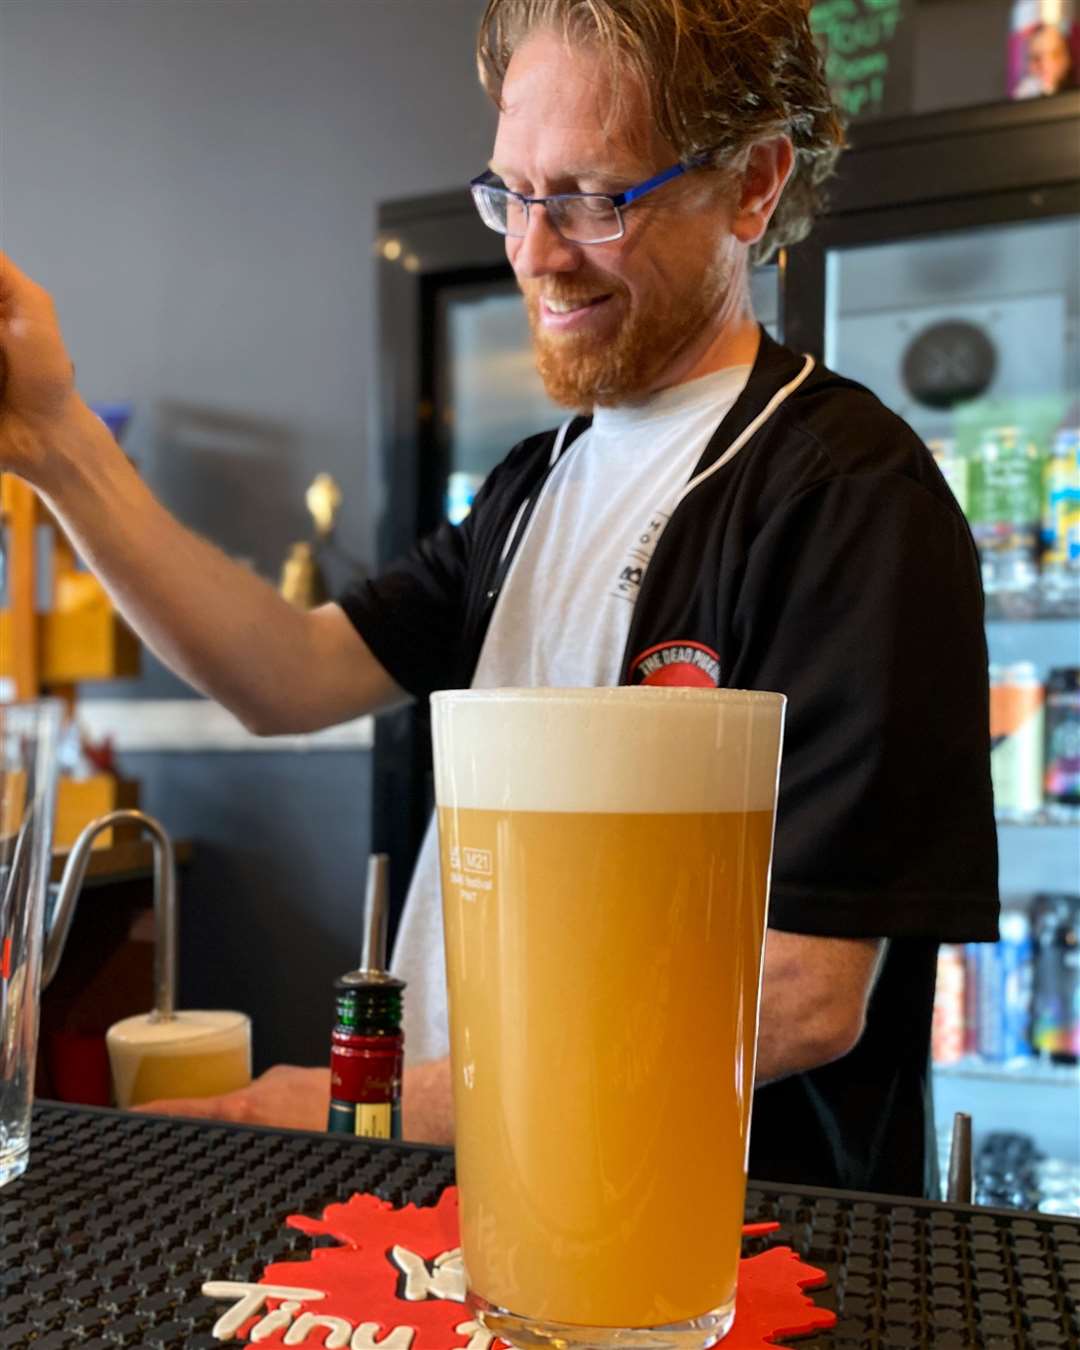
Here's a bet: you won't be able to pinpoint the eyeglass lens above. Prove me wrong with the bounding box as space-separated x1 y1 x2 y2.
474 185 622 244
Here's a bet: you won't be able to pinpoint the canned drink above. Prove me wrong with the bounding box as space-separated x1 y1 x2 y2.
1044 667 1080 820
1060 896 1080 1063
970 916 1036 1065
999 907 1036 1061
1041 429 1080 609
990 662 1045 820
929 438 969 517
1031 893 1077 1060
1066 429 1080 573
932 944 967 1064
964 942 980 1056
971 941 1004 1062
970 427 1042 606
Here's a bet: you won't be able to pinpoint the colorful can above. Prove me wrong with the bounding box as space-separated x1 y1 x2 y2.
932 944 968 1064
1044 667 1080 817
999 907 1036 1061
1032 894 1080 1062
929 438 969 517
1009 0 1079 99
970 428 1042 602
970 917 1034 1065
990 662 1045 820
1041 429 1080 608
1065 429 1080 573
971 940 1005 1062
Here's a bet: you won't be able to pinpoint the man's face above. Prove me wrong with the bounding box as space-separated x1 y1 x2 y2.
1029 26 1071 93
490 29 744 409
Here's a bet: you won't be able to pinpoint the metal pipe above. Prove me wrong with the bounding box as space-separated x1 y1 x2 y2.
947 1111 973 1205
44 809 177 1018
359 853 390 975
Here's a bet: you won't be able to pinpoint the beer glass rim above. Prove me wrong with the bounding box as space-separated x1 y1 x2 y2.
432 686 785 709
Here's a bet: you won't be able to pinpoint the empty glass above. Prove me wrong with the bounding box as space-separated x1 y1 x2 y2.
0 700 62 1185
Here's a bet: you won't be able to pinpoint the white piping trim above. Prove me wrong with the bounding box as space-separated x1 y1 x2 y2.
549 417 574 467
498 418 576 568
498 497 531 565
673 354 816 509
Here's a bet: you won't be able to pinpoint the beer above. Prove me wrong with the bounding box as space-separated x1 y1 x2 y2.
432 687 784 1344
106 1009 251 1108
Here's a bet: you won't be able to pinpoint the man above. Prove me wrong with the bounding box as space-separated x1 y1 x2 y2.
0 0 997 1196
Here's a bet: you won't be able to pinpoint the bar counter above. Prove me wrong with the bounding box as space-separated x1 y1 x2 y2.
3 1103 1078 1348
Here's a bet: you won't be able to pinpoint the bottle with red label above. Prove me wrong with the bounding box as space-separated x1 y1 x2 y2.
328 974 405 1139
327 854 406 1139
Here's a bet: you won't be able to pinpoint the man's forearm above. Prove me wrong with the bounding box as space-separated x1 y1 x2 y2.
35 398 376 733
754 930 885 1086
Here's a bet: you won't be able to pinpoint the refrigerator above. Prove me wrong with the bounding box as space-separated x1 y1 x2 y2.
373 89 1080 1210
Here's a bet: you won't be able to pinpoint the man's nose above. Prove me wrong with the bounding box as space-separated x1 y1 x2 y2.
509 203 581 280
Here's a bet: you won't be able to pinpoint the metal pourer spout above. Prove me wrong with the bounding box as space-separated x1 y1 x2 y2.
43 809 178 1020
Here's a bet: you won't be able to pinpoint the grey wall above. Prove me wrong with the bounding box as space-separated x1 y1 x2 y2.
0 0 493 636
0 0 494 1070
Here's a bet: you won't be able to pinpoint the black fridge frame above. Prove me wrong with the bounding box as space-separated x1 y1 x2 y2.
372 91 1080 937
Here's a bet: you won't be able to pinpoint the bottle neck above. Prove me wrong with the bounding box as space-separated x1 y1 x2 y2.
335 985 402 1035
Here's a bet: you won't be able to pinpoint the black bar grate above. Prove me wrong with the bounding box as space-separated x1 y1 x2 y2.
1 1104 1077 1348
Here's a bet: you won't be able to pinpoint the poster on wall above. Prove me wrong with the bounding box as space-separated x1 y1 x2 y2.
810 0 915 121
1008 0 1079 100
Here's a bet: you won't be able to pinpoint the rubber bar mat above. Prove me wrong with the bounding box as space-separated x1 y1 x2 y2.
1 1104 1078 1348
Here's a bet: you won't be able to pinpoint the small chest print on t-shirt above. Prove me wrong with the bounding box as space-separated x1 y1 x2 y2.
609 508 673 605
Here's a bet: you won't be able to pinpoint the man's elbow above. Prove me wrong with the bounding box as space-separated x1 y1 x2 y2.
808 1003 869 1069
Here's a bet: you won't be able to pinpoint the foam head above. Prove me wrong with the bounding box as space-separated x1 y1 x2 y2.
431 687 785 814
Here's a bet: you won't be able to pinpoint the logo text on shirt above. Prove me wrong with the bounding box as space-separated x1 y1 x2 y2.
629 640 721 688
609 511 671 605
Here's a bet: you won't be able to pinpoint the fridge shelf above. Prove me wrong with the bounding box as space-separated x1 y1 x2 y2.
984 600 1080 624
995 814 1080 830
934 1056 1079 1087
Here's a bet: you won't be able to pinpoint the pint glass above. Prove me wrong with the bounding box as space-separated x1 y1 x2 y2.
0 699 62 1186
431 687 785 1349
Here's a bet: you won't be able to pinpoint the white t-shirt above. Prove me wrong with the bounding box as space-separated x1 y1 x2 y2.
391 363 752 1064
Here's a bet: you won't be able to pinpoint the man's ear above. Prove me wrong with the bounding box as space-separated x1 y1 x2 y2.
731 137 796 247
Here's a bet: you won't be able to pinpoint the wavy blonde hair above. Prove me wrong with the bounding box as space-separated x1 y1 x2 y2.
477 0 844 262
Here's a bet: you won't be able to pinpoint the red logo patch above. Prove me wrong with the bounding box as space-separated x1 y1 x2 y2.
630 640 721 688
201 1188 837 1348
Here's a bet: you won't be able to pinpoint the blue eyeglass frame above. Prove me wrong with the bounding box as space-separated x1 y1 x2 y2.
469 154 711 242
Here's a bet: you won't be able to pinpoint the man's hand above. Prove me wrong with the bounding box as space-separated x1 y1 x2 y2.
133 1057 456 1144
0 252 81 489
136 1064 332 1132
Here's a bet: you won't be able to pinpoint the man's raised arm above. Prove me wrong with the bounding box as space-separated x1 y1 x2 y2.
0 252 404 733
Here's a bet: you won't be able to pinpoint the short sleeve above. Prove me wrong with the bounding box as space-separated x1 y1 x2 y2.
728 471 999 943
337 513 476 700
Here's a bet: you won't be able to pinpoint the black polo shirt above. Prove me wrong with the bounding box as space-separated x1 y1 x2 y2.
341 330 999 1197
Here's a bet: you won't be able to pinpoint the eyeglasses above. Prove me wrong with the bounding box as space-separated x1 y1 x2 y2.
469 156 710 246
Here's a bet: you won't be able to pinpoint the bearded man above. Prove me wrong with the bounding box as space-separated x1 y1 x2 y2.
0 0 997 1197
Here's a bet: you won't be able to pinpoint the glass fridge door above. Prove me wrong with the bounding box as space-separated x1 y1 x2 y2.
826 213 1080 1214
